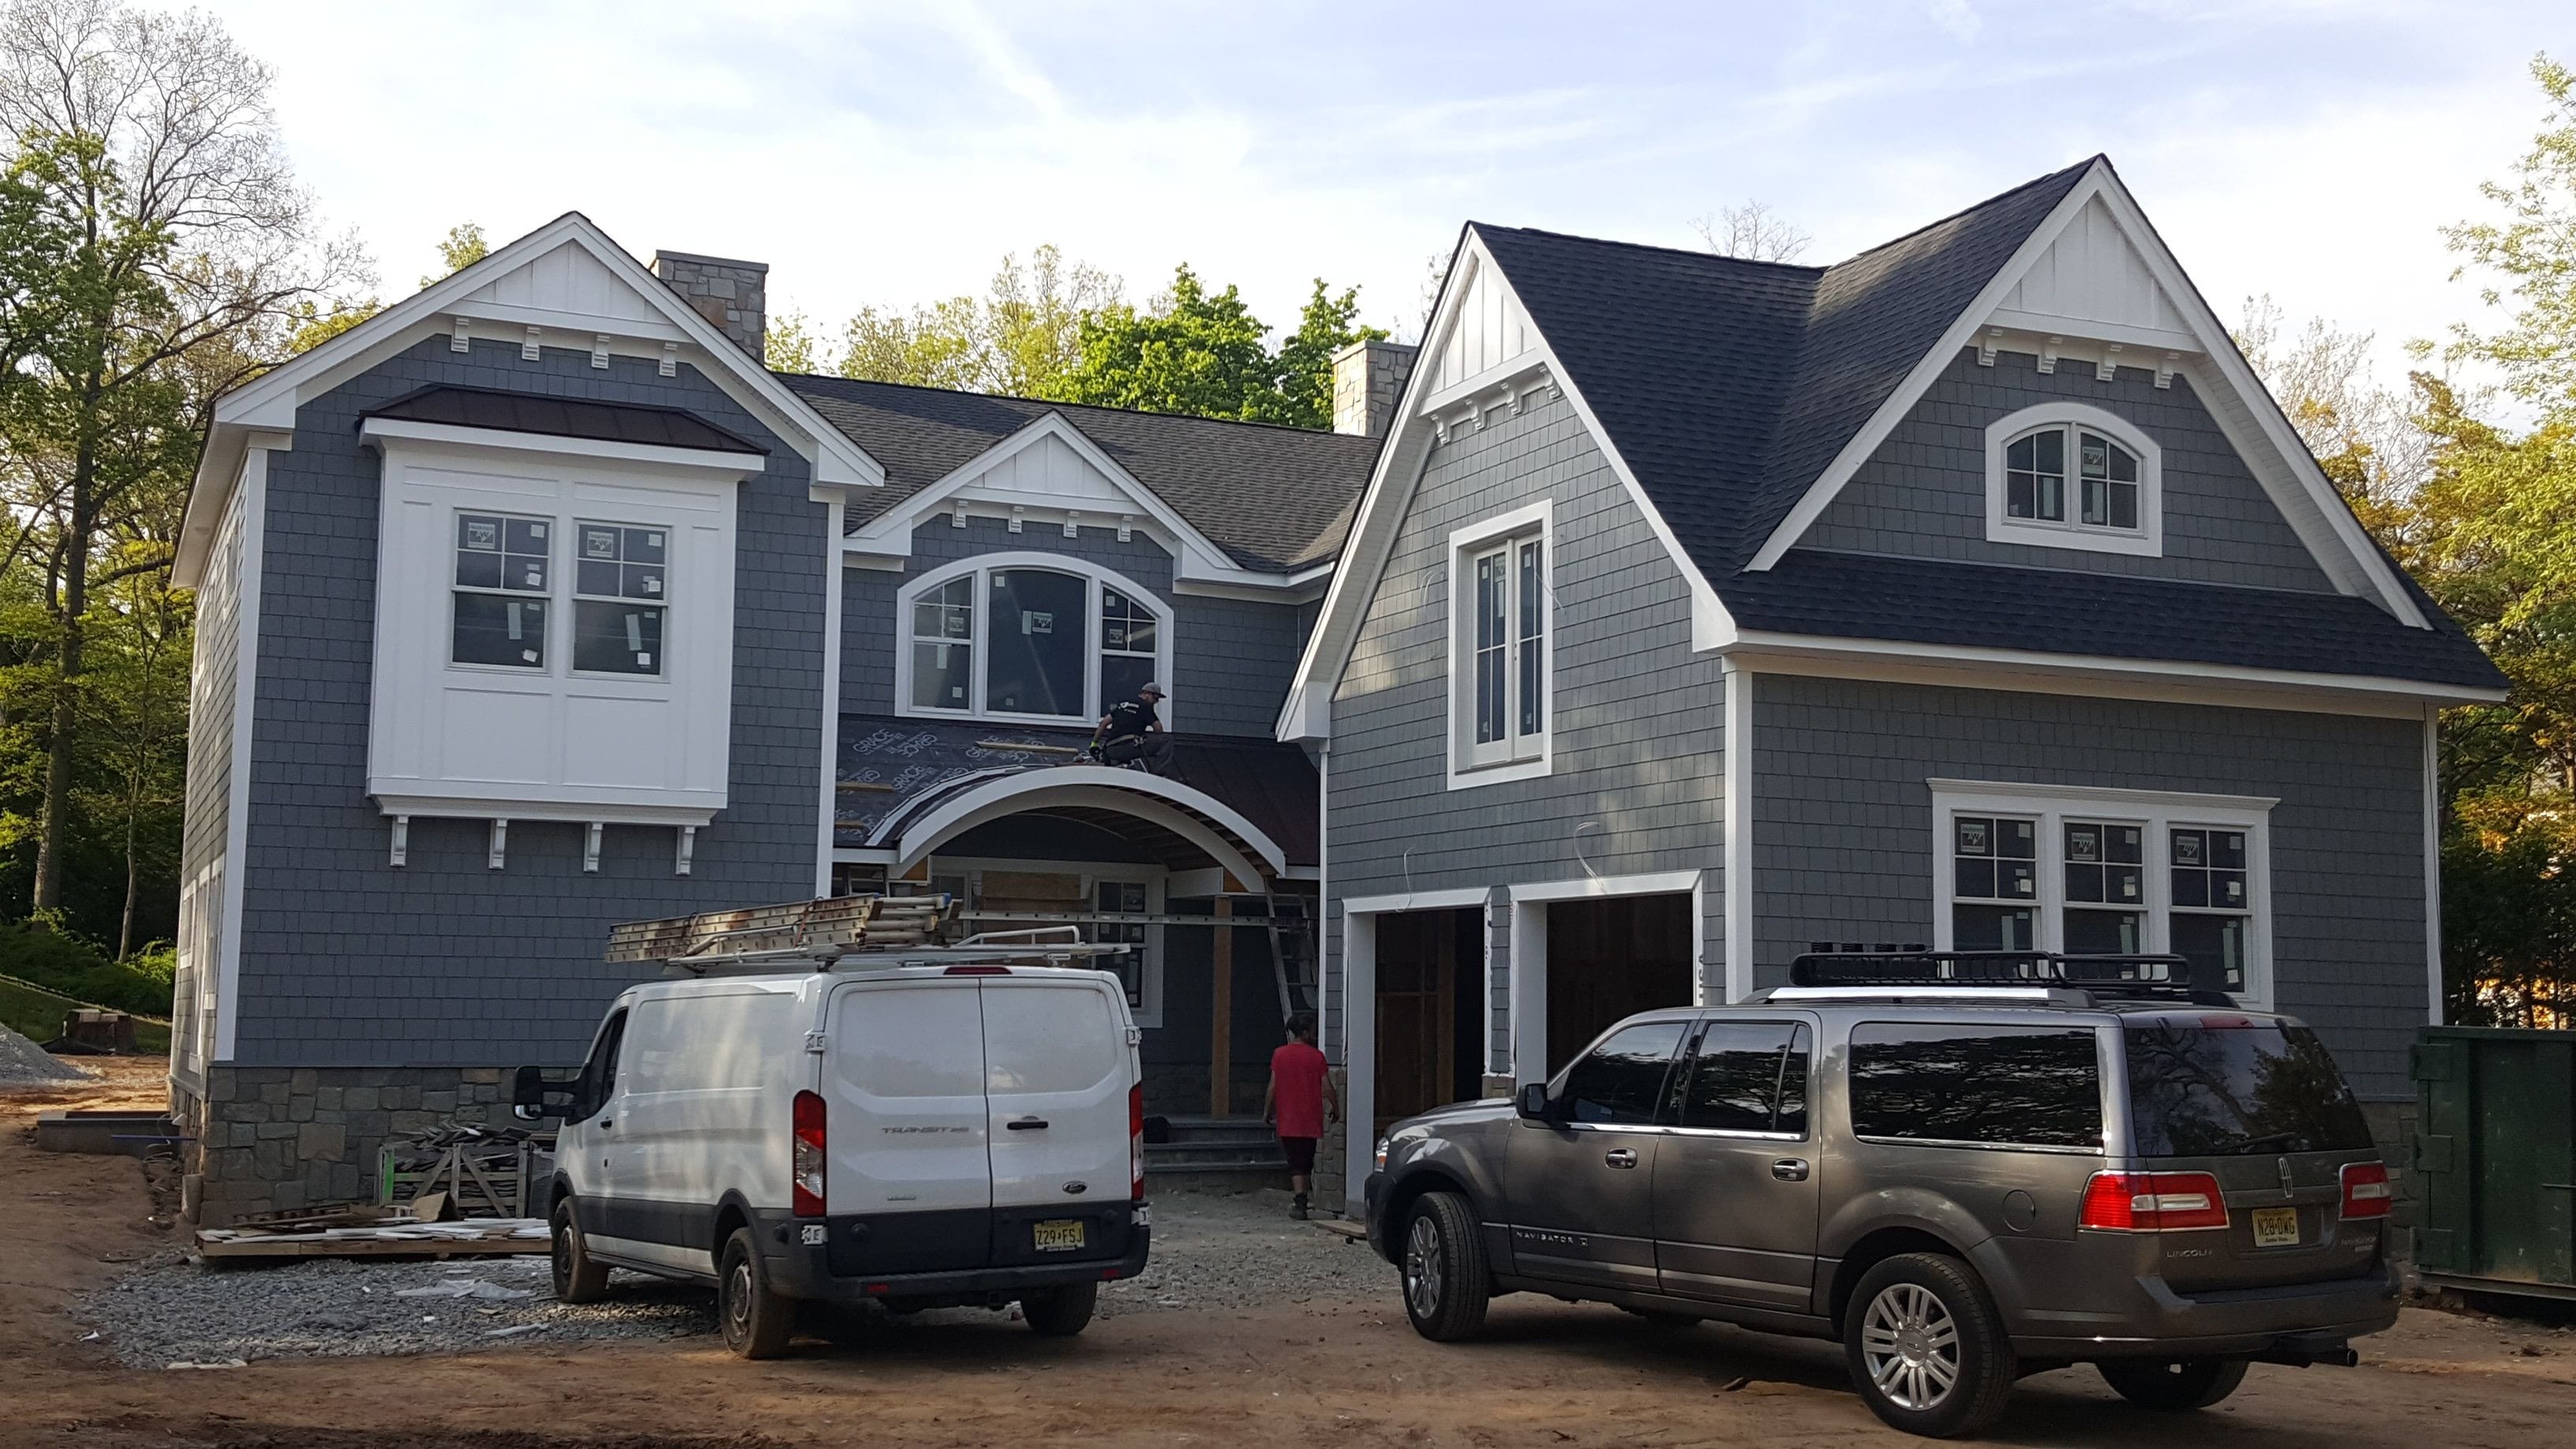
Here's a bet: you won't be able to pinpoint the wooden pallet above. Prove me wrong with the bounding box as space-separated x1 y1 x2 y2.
196 1217 550 1260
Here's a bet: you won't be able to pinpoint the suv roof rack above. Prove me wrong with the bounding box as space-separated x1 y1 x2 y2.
1777 950 2236 1005
606 896 1139 975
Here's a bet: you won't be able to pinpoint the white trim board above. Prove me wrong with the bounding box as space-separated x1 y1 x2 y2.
1506 870 1701 903
1723 659 1754 1005
1744 160 2424 630
815 492 848 897
212 446 268 1064
178 211 884 589
1445 500 1554 790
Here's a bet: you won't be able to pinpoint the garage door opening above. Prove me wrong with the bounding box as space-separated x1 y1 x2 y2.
1373 908 1484 1133
1545 894 1693 1075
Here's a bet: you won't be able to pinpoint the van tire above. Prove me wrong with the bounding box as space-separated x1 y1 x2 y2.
550 1198 609 1305
1399 1190 1491 1342
2097 1357 2251 1410
719 1228 794 1359
1022 1281 1098 1336
1843 1252 2017 1438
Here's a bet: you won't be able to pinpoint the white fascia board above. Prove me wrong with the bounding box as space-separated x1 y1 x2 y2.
1342 886 1492 915
1507 870 1701 903
370 792 721 828
1983 308 2201 354
355 417 768 477
1717 629 2507 713
1275 227 1739 740
1923 777 2278 814
1746 165 2106 574
179 212 883 586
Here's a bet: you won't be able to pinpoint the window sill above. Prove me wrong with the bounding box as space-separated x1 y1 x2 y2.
1445 752 1551 791
1986 518 2160 558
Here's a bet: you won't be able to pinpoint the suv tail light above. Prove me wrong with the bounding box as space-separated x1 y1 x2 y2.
2080 1170 2230 1231
792 1090 827 1218
1129 1082 1146 1202
2340 1161 2394 1219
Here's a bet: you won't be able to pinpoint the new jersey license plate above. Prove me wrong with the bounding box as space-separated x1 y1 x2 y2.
1033 1219 1086 1252
2252 1207 2301 1248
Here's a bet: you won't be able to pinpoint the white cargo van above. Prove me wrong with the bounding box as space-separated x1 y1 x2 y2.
515 961 1149 1357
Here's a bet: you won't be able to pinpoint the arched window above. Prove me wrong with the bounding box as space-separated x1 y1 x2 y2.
1983 404 2162 556
897 553 1174 725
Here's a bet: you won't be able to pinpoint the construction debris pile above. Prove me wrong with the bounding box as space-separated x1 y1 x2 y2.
194 1202 548 1260
378 1120 552 1219
0 1024 84 1084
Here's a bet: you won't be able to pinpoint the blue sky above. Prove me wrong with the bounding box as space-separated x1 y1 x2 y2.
191 1 2559 383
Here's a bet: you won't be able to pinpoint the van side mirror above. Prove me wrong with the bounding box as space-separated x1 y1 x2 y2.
1515 1083 1552 1121
511 1065 581 1122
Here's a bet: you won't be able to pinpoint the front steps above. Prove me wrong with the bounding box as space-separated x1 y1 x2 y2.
1144 1114 1287 1193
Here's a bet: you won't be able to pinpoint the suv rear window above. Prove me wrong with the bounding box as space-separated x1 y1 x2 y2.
1849 1023 2103 1149
2123 1018 2373 1156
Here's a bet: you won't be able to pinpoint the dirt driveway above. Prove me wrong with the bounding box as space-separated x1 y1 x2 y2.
6 1065 2573 1449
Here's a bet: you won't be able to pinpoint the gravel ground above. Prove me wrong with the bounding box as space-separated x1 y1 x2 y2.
0 1024 87 1083
73 1190 1391 1366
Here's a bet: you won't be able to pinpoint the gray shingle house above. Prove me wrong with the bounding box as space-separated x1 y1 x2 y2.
170 217 1376 1219
1282 156 2503 1208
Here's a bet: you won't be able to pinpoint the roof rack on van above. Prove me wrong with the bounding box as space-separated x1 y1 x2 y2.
1776 950 2234 1005
606 896 1140 975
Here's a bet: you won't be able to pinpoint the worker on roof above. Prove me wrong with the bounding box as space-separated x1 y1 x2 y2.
1091 681 1178 779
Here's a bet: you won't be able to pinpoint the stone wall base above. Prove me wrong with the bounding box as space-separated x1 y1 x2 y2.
2360 1098 2421 1267
175 1065 509 1226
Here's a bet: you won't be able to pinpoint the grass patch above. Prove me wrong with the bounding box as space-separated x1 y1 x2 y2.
0 973 171 1054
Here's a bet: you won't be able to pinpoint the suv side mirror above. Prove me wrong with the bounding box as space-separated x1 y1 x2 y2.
1515 1083 1552 1121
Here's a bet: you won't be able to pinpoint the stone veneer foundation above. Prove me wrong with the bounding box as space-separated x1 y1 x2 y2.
174 1066 513 1225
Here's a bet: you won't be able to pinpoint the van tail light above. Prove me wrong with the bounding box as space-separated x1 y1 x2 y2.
1129 1082 1146 1203
792 1090 827 1219
2080 1170 2230 1231
2341 1161 2394 1219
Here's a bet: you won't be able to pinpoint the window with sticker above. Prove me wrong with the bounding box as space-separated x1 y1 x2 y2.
572 521 669 676
451 512 552 668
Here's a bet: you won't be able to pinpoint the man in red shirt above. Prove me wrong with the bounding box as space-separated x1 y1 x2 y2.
1260 1010 1339 1220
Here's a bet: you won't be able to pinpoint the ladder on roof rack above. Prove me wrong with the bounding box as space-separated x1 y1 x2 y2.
605 895 1140 975
1788 949 2230 1002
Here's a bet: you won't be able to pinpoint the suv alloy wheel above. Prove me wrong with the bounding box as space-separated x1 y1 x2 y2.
1844 1254 2018 1437
1399 1191 1490 1341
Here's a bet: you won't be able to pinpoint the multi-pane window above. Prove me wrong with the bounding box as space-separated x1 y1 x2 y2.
1091 881 1150 1009
899 564 1170 723
2062 820 2145 954
910 576 975 710
572 522 668 675
2170 827 2252 993
1950 815 2038 950
1099 588 1158 710
451 513 552 668
1456 522 1547 773
2004 424 2141 532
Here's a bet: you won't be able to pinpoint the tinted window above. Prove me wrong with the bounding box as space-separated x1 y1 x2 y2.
2125 1020 2372 1156
1848 1023 2103 1148
1676 1020 1811 1135
1559 1020 1687 1125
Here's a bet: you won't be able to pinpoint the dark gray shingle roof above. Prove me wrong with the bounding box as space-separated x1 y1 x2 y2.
779 376 1378 572
362 384 766 455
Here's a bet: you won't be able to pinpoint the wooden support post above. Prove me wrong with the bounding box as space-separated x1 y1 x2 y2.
1211 894 1234 1118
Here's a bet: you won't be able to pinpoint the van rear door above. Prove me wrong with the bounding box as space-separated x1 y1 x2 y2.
823 979 993 1271
981 975 1138 1268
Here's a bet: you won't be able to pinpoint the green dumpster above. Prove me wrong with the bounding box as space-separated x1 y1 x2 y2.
2412 1027 2576 1301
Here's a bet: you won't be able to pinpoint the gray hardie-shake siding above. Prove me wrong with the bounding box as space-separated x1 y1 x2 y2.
839 515 1303 736
230 335 825 1069
1748 672 2428 1098
1803 349 2334 593
1325 390 1728 1073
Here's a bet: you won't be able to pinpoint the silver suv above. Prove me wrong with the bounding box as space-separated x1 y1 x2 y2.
1363 953 2399 1438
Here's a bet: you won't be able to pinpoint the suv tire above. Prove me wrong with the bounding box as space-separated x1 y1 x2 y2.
549 1197 609 1305
1022 1281 1098 1337
1844 1253 2017 1438
2097 1357 2250 1410
718 1227 795 1359
1399 1190 1491 1341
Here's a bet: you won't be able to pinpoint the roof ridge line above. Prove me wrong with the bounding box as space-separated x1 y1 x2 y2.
1470 222 1827 275
775 369 1384 444
1822 156 2102 273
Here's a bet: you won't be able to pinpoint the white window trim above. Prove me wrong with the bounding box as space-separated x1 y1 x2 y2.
894 552 1174 728
1928 780 2275 1005
934 854 1166 1028
1445 500 1552 790
1983 402 2163 557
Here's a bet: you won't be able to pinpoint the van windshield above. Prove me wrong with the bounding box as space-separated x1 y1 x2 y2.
2123 1019 2372 1156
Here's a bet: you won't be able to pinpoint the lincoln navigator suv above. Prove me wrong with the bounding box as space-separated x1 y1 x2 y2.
1363 953 2400 1438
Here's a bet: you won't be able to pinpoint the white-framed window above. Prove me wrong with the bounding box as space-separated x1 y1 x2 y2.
1930 781 2275 1002
571 520 669 676
1447 501 1551 788
450 511 554 668
447 510 681 678
1983 403 2162 557
896 552 1173 727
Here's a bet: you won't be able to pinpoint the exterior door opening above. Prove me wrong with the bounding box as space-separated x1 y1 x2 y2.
1544 893 1692 1076
1374 907 1484 1133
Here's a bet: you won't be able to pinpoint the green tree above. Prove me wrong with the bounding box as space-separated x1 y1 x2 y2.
1062 266 1386 425
424 221 485 285
2444 54 2576 410
824 244 1119 396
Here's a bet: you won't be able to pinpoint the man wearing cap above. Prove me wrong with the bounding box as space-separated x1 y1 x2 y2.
1092 681 1176 777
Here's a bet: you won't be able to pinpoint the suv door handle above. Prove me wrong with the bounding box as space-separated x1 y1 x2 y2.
1772 1158 1809 1182
1005 1118 1050 1131
1604 1148 1638 1169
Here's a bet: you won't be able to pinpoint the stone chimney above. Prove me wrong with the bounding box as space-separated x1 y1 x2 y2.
650 250 768 360
1331 339 1420 438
